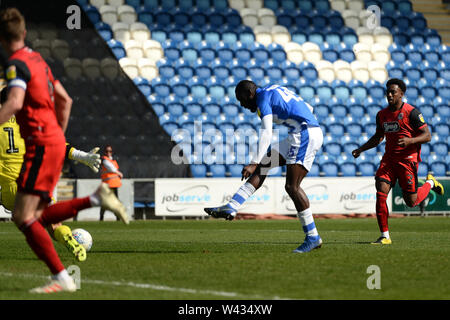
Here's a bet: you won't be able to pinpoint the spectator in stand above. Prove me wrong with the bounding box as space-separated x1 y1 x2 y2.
100 145 123 221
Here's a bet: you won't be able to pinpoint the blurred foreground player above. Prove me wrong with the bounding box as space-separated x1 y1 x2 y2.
352 78 444 244
205 80 323 253
0 8 128 293
0 110 102 262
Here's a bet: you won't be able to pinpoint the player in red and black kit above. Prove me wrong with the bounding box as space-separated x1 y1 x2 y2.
352 78 444 245
0 8 128 293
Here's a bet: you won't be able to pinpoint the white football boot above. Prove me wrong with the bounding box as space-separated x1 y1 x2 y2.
95 183 129 224
29 277 77 294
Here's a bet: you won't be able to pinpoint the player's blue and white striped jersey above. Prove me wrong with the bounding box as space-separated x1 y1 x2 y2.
256 85 319 131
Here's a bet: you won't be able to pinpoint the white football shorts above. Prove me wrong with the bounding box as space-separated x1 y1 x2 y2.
272 125 323 171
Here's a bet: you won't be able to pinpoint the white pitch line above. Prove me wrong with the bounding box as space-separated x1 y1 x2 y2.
0 271 291 300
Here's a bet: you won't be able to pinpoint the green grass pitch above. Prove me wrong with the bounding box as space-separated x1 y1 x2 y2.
0 217 449 300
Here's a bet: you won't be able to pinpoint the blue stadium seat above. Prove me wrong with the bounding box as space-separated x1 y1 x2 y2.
411 32 425 47
314 105 329 121
341 29 358 47
417 162 429 177
421 86 437 101
422 67 439 83
153 83 171 97
278 13 293 28
208 164 226 177
292 31 307 45
209 12 226 29
83 5 101 24
154 10 172 26
302 67 319 84
253 48 270 65
191 164 207 177
248 67 265 84
167 103 184 117
197 0 212 12
165 47 181 62
177 65 195 81
433 142 448 157
107 39 126 59
217 47 234 65
430 162 447 177
343 142 359 156
298 85 315 102
322 162 339 177
209 84 226 102
198 48 216 65
159 65 176 80
340 162 357 177
398 0 413 14
358 162 376 177
185 103 203 116
221 31 238 45
421 143 431 158
308 32 324 46
328 123 345 138
324 142 342 158
173 11 190 27
235 48 252 66
218 122 235 136
436 104 449 119
347 123 363 139
348 104 365 119
186 31 203 45
211 65 230 82
227 164 243 177
332 104 347 120
267 67 283 82
395 15 410 30
162 122 179 136
391 50 406 64
133 77 151 96
420 104 435 122
433 122 449 138
151 102 165 116
308 163 320 177
334 85 350 102
327 11 344 29
284 67 301 84
410 12 427 30
271 48 287 64
381 15 395 29
239 30 255 46
322 48 338 62
192 11 207 27
225 10 242 27
230 66 247 79
191 84 208 101
182 47 199 64
339 48 355 63
95 22 113 41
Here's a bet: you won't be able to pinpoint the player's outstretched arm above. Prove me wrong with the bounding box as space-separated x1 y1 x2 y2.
0 86 24 124
352 130 384 158
68 146 101 173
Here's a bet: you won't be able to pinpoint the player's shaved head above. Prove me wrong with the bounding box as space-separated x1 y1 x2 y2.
235 80 258 97
235 80 258 113
0 8 25 43
386 78 406 93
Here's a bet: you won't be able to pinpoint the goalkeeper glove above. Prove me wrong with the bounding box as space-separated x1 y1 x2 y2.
69 147 101 173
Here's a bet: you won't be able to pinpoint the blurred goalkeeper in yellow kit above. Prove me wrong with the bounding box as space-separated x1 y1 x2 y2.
0 75 101 262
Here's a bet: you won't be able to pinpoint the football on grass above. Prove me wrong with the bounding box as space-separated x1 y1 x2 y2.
72 228 93 251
